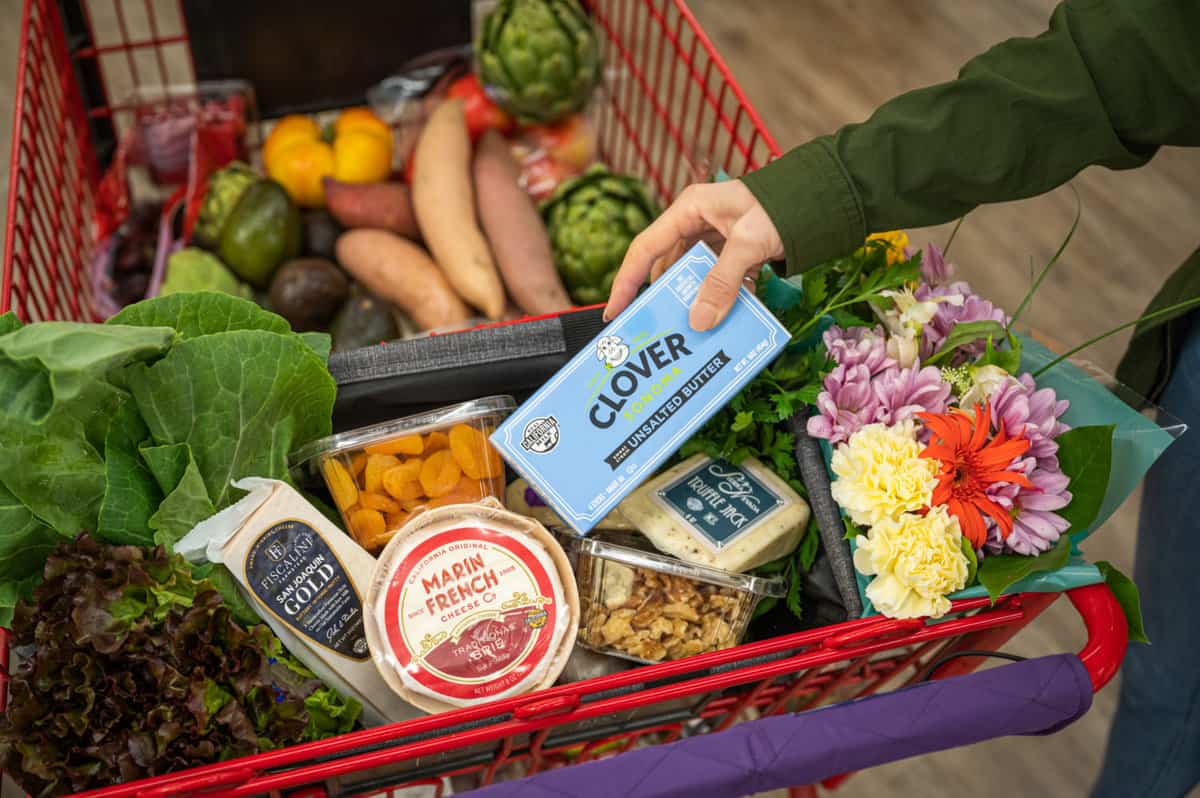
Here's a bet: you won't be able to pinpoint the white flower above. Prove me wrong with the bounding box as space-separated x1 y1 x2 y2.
959 364 1017 410
830 421 938 528
853 506 969 619
886 333 921 369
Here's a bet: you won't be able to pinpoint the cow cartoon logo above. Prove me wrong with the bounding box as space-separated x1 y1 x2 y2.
596 335 629 369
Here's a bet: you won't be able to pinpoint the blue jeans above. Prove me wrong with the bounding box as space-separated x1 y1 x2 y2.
1093 319 1200 798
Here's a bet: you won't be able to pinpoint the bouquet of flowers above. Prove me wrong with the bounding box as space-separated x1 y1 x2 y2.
800 231 1170 626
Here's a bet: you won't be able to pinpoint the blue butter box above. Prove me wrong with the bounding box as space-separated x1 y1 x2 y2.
490 242 790 533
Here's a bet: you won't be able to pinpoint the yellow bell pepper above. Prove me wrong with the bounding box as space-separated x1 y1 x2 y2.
263 109 393 207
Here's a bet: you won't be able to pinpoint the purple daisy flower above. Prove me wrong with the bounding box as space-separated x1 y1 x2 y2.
991 374 1070 471
872 365 952 427
984 458 1073 556
807 364 882 445
915 280 1010 363
822 325 896 376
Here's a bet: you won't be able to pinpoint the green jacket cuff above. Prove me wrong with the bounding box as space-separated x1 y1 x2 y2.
740 136 865 275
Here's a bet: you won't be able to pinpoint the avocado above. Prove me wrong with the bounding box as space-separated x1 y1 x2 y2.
269 258 349 332
302 209 342 260
331 285 399 352
218 179 301 287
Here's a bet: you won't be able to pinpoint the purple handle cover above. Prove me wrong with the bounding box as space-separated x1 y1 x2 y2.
466 653 1092 797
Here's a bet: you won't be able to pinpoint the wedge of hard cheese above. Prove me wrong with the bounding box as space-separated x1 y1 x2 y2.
620 454 810 572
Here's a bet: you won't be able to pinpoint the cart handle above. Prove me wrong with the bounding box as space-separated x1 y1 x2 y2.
463 584 1127 798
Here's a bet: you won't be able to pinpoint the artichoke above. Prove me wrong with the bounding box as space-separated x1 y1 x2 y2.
193 161 259 248
541 164 660 305
477 0 602 123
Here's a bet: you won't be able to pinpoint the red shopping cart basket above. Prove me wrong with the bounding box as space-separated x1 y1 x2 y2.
2 2 1128 797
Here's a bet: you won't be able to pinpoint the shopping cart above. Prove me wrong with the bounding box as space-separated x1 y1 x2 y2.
1 1 1128 796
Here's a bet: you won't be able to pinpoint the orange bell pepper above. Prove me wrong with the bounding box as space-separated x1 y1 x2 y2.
264 108 393 207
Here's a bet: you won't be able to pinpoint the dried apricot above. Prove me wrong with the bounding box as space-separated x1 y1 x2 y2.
322 458 359 510
425 476 488 508
449 424 505 479
400 497 426 512
350 507 386 544
425 431 450 453
357 525 396 554
390 458 423 482
349 452 368 477
360 492 401 513
383 467 425 501
364 454 400 493
366 435 424 456
420 450 462 497
386 510 410 530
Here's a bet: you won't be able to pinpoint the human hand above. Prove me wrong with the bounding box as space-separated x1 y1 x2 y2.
603 180 783 331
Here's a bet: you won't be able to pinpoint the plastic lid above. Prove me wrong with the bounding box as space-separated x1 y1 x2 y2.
559 529 787 598
366 499 578 712
291 395 516 467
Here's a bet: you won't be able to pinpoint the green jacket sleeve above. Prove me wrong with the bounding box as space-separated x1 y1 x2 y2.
741 0 1200 274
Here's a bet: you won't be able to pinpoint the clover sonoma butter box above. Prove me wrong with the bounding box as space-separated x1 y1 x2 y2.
491 242 789 533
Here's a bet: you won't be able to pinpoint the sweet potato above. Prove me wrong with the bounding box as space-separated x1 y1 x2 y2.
323 178 420 238
335 229 472 331
410 99 506 319
473 130 572 316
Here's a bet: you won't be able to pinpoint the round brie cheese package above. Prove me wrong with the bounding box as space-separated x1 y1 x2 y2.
366 499 579 712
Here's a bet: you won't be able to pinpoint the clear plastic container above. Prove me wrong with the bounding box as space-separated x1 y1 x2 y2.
292 397 516 554
558 529 787 664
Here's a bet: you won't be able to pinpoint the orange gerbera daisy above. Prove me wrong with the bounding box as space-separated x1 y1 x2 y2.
917 401 1033 548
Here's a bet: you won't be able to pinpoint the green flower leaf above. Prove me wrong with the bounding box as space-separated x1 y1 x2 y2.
1095 561 1149 644
976 333 1022 374
977 536 1072 601
731 411 755 432
960 536 979 587
1056 425 1115 536
924 320 1008 366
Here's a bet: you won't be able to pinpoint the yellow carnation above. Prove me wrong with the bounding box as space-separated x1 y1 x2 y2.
830 421 937 528
866 230 910 265
853 505 969 619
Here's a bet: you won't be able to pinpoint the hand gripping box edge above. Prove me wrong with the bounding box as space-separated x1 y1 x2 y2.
490 242 790 533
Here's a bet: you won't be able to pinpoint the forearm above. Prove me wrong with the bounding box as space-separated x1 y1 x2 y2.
744 0 1200 273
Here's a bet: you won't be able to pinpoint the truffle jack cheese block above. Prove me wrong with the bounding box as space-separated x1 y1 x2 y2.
620 454 811 573
176 477 424 726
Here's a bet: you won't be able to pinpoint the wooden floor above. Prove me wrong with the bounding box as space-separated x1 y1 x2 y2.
686 1 1200 797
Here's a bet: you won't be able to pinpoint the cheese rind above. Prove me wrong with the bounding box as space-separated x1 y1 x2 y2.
620 454 810 572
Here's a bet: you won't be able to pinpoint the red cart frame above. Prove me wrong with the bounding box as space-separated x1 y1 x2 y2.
2 2 1126 797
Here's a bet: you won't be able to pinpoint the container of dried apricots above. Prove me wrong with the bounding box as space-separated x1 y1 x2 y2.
292 396 516 554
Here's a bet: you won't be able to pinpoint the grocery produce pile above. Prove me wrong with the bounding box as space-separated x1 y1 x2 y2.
115 0 659 353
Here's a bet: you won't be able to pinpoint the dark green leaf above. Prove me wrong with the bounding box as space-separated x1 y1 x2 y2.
801 270 828 308
976 335 1021 374
796 518 821 572
751 595 778 619
109 292 292 340
843 518 864 541
141 443 218 547
1056 425 1115 536
794 384 822 405
960 536 979 586
300 331 332 363
785 563 804 620
1095 561 1149 644
924 320 1008 366
126 330 335 511
96 401 160 546
977 536 1072 601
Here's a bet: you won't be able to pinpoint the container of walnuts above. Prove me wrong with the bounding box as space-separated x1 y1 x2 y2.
560 529 786 663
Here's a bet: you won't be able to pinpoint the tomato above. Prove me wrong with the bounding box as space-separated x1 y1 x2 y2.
447 74 515 140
